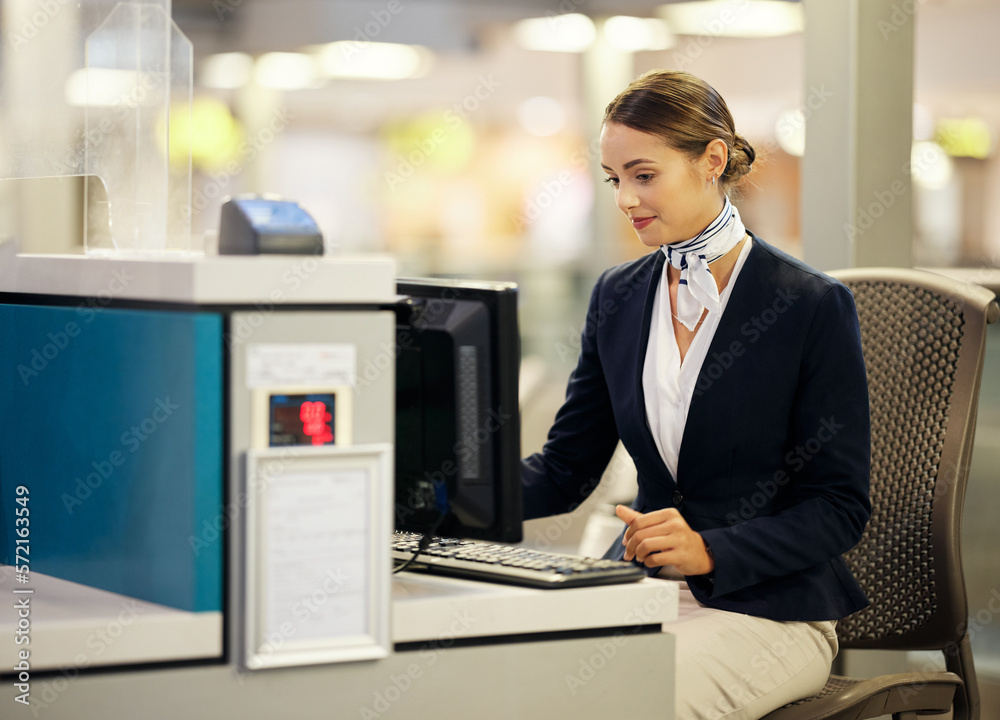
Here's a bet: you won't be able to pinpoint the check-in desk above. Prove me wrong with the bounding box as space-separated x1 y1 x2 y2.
0 568 677 719
0 248 677 719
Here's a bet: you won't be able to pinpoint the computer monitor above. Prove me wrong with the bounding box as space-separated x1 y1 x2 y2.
394 277 522 543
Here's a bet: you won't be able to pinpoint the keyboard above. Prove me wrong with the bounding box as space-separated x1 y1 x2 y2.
392 531 646 589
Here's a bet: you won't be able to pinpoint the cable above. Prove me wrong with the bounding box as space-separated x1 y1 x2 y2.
392 513 446 574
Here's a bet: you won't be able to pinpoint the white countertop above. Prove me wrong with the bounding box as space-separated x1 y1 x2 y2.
0 565 678 672
391 572 678 644
0 567 222 672
0 244 396 305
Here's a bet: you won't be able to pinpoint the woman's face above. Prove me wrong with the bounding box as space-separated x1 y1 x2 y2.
600 122 724 248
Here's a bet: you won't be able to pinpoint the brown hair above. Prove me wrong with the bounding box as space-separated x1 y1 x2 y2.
603 70 755 191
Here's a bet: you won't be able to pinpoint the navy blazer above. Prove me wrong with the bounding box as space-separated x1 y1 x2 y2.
522 235 871 622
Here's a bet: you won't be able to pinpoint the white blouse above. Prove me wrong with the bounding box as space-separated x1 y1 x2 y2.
642 238 754 482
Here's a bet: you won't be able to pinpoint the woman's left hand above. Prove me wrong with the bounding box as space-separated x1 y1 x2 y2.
616 505 715 576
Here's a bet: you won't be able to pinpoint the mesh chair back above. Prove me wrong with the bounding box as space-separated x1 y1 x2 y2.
831 269 995 652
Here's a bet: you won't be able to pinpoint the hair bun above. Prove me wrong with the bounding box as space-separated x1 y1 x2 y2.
727 133 755 183
738 134 756 166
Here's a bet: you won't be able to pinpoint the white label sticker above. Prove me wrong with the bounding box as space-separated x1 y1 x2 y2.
247 344 356 388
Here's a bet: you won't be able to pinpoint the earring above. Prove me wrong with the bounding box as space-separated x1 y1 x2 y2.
711 175 717 187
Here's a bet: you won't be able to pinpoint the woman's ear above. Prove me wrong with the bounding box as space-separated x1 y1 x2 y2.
704 138 728 181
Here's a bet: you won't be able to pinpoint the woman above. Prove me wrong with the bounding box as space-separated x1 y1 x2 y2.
521 70 871 719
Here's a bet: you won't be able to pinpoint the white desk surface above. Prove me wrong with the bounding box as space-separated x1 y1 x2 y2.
0 248 397 304
1 566 677 672
0 569 679 719
392 572 678 644
0 567 222 671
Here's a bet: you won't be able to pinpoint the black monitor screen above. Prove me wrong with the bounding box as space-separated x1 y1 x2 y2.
394 278 522 543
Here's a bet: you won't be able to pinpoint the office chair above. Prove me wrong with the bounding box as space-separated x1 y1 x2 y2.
763 268 999 720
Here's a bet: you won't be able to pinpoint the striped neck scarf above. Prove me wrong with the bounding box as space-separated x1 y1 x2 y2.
661 197 747 331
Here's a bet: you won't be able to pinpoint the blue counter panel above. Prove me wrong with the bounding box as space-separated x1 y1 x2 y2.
0 303 223 613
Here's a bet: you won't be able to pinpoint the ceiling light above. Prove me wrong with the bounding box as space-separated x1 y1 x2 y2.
514 13 597 53
65 68 149 107
604 16 675 51
314 42 432 80
253 53 319 90
911 141 953 190
658 1 803 38
199 52 254 89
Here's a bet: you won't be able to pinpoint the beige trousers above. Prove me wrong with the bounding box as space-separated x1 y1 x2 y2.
664 583 838 720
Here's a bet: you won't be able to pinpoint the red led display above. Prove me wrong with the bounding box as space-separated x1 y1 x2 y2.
299 400 334 445
269 393 336 446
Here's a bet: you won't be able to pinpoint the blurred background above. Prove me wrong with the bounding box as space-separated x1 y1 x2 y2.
165 0 999 370
2 0 999 711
